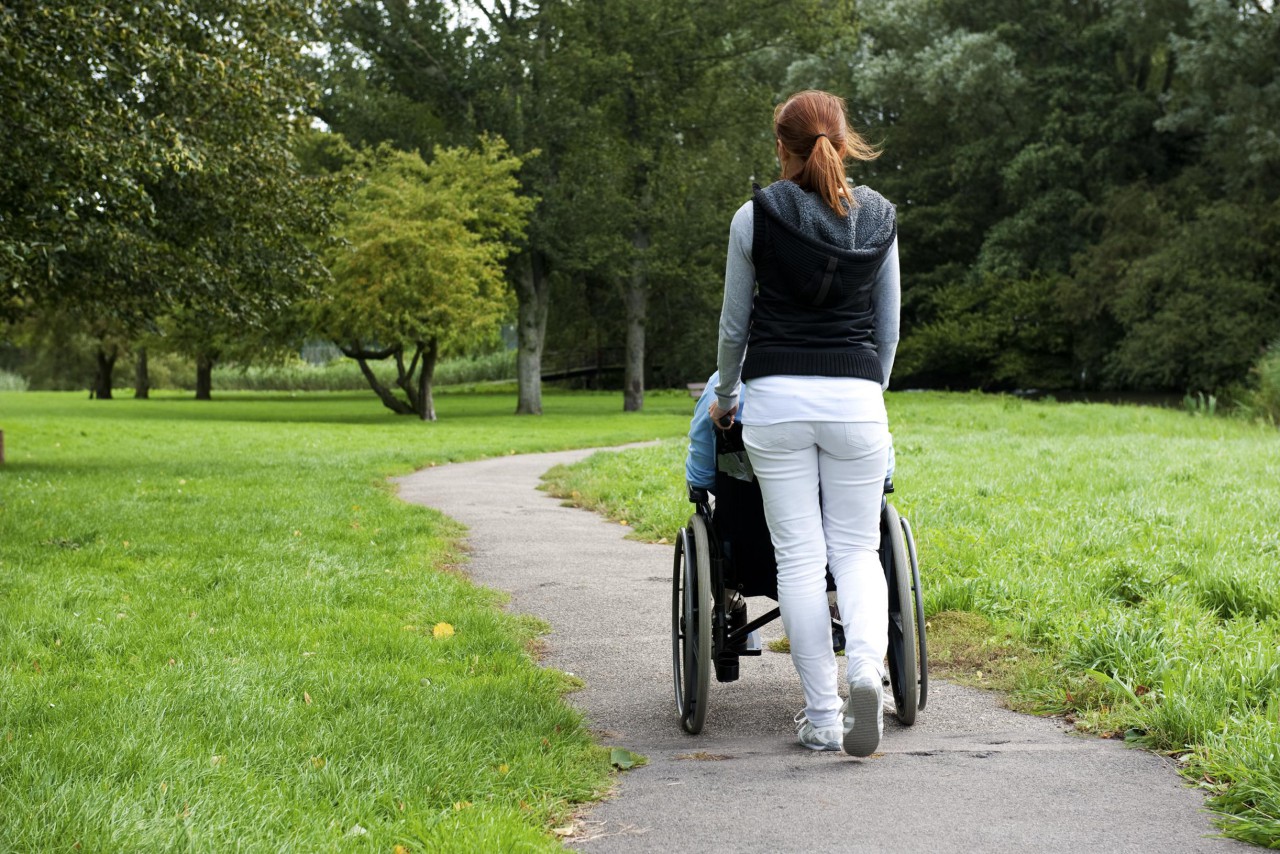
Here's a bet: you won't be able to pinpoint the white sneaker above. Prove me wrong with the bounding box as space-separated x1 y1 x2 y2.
794 710 841 751
842 670 884 757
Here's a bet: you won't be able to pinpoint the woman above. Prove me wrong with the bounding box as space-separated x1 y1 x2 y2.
709 90 900 756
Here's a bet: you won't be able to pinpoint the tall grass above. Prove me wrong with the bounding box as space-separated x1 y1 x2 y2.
0 390 691 851
211 352 518 393
542 391 1280 845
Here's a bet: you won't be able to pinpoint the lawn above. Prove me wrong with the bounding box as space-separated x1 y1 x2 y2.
542 391 1280 846
0 389 692 852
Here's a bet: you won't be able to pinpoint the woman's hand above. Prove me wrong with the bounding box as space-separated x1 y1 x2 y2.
708 400 737 430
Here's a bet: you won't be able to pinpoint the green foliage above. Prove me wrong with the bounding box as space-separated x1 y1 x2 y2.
317 141 529 353
794 0 1280 393
0 1 331 329
546 391 1280 843
0 390 692 850
1237 339 1280 425
0 369 27 392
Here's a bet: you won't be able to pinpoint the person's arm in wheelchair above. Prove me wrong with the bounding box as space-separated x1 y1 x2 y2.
685 373 720 503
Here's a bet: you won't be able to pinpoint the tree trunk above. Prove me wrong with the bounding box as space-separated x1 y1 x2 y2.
515 250 550 415
416 338 439 421
93 346 117 400
623 225 649 412
394 346 421 414
195 352 215 400
358 355 415 414
341 345 415 415
134 348 150 399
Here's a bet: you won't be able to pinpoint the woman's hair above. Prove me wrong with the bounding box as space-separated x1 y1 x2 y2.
773 90 880 215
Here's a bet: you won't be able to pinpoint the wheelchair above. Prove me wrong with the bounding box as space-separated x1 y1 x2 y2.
672 422 928 735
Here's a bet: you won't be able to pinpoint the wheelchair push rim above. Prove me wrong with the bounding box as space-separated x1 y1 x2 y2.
882 502 919 725
671 515 712 734
900 514 928 711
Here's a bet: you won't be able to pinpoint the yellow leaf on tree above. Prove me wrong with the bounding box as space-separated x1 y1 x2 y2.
432 622 455 638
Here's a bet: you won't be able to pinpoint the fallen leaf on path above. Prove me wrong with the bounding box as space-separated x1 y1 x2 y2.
609 748 646 770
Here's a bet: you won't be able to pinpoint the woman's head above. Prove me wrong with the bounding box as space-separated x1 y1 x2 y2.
773 90 880 215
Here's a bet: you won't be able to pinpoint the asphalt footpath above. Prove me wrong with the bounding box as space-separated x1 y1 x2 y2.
393 446 1247 853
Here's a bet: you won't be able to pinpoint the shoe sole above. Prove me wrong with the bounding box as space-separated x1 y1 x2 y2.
843 683 881 757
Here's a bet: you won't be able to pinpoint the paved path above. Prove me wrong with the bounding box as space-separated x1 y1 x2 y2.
394 447 1245 853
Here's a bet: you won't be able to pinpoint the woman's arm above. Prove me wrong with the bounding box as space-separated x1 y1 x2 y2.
714 200 756 413
872 237 901 390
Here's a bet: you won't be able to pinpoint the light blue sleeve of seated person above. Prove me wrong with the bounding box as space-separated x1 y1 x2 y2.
685 372 720 490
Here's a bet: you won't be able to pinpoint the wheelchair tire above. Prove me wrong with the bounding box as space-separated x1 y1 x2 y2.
883 503 919 725
901 514 928 711
671 515 712 734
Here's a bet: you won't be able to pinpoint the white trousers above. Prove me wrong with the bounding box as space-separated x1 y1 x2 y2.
744 420 890 729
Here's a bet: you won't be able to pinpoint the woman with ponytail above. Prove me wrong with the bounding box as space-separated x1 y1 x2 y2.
709 90 900 756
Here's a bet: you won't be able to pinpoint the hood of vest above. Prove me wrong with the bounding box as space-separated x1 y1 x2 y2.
753 180 896 261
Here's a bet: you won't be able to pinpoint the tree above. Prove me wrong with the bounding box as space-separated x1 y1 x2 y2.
1 0 331 391
316 0 851 413
313 140 532 420
795 0 1202 390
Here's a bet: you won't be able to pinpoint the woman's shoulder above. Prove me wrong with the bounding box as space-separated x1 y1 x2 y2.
850 184 894 210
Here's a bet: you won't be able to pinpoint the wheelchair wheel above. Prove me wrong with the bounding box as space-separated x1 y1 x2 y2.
882 503 919 725
671 515 712 734
901 514 928 711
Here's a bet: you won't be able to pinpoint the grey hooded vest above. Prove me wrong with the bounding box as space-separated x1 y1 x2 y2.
742 181 897 384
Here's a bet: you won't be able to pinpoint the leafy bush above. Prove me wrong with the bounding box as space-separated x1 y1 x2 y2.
1238 340 1280 425
0 369 28 391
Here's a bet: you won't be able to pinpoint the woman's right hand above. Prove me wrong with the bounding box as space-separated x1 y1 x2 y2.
708 400 737 430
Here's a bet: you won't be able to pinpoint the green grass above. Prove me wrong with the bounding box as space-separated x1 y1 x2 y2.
542 391 1280 845
0 389 691 851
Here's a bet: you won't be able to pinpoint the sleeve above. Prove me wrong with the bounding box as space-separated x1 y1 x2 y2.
685 372 720 490
714 201 756 412
872 237 901 390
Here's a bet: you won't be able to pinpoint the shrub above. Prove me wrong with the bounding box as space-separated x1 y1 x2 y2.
1239 340 1280 425
0 369 28 391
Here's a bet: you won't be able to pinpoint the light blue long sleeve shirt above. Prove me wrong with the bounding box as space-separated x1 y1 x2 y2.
685 371 738 490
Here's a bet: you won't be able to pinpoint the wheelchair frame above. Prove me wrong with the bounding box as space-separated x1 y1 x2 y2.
672 424 928 735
